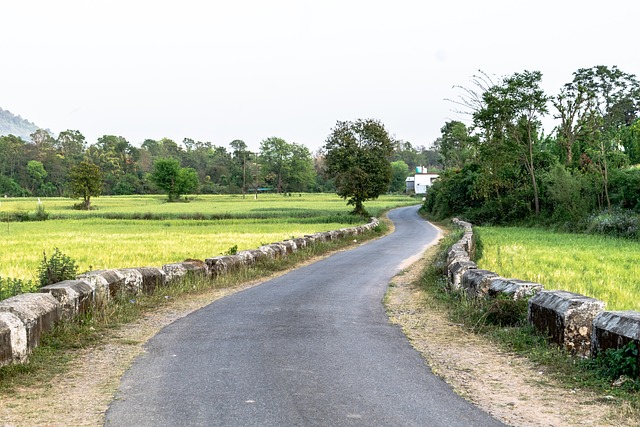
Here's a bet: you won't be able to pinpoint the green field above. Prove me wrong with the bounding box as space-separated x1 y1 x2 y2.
476 226 640 311
1 194 417 282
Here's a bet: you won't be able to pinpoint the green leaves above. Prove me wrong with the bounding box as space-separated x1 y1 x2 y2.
324 119 393 216
151 158 199 201
68 161 102 209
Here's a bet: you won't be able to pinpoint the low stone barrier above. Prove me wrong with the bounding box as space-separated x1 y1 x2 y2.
162 260 208 283
40 279 94 320
0 216 381 367
449 218 640 362
592 311 640 365
461 269 499 299
0 293 60 365
77 269 126 302
488 278 543 301
528 290 605 357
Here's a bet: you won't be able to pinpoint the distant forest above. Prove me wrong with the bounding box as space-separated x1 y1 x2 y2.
0 121 438 198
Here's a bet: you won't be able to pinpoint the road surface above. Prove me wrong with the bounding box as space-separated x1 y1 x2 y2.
105 205 504 426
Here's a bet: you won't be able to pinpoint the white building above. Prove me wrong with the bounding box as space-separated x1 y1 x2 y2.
405 166 439 194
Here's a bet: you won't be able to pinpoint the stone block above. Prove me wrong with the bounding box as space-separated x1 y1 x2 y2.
206 255 243 277
281 240 297 254
489 278 543 300
461 269 499 298
291 237 308 249
528 290 605 357
0 318 13 367
117 268 144 294
0 312 23 363
162 261 208 283
0 293 60 362
40 279 94 319
77 269 126 302
267 243 287 257
448 259 477 290
592 311 640 364
258 245 276 259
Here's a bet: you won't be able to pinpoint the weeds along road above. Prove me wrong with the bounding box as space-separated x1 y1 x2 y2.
105 205 504 427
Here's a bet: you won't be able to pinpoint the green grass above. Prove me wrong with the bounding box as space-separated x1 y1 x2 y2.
0 225 387 392
419 230 639 416
0 194 417 281
475 226 640 311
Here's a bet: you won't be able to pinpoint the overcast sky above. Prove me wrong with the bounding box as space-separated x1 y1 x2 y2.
3 0 639 152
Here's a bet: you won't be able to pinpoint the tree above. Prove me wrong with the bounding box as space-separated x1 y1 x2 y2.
68 161 102 209
323 119 394 216
432 121 477 169
389 160 410 193
474 70 548 215
259 137 315 193
151 158 198 201
26 160 47 193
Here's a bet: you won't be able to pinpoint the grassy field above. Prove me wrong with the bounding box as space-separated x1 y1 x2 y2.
475 226 640 311
1 194 417 282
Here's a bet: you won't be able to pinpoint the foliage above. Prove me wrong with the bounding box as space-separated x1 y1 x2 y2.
587 208 639 239
323 119 394 216
586 342 639 381
34 203 49 221
68 161 102 210
420 235 640 411
0 194 415 282
432 121 477 169
389 160 410 193
224 245 238 255
37 248 79 287
542 163 596 227
259 137 315 193
0 276 37 300
151 158 198 201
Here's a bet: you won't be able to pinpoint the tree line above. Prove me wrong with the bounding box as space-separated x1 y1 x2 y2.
0 124 439 203
424 65 640 238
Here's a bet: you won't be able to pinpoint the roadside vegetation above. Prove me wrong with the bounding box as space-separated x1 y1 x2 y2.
0 222 388 393
419 228 639 419
423 65 640 238
475 226 640 311
0 193 415 290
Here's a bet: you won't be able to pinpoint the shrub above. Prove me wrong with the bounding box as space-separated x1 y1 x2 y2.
587 341 639 381
37 248 79 287
587 208 639 239
34 203 49 221
0 276 37 300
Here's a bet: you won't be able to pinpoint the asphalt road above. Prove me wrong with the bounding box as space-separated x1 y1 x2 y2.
105 205 504 426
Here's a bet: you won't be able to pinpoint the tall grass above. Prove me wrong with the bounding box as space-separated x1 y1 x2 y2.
1 194 418 281
476 227 640 311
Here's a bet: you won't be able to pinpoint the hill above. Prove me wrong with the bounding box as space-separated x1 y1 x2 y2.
0 107 47 140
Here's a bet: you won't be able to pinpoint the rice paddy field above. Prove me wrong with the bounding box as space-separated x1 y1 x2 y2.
475 226 640 311
0 194 418 282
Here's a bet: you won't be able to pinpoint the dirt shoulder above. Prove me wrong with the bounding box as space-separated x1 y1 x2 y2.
0 240 635 426
385 251 637 427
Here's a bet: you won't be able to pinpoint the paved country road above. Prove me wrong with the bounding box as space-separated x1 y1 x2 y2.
105 205 504 427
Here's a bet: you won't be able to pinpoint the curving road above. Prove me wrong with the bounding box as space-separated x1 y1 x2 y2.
105 205 504 426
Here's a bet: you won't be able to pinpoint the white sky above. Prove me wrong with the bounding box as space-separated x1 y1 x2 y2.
3 0 639 152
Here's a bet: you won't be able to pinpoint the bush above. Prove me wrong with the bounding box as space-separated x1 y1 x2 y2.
0 276 37 300
34 203 49 221
587 208 639 239
587 341 639 382
37 248 79 287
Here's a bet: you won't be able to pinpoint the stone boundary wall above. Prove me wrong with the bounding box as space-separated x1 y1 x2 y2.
448 219 640 364
0 218 380 367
